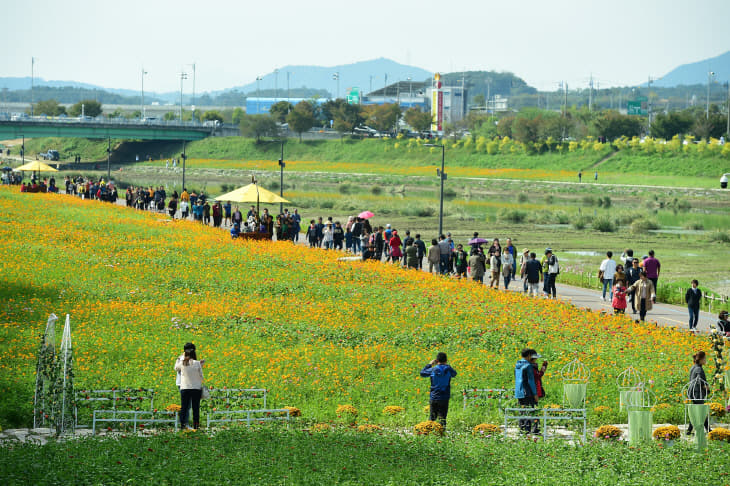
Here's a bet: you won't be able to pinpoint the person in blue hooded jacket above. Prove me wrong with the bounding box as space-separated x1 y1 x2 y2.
420 352 457 428
515 348 539 433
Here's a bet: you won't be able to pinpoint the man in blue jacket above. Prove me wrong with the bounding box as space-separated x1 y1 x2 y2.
515 348 538 433
420 352 457 428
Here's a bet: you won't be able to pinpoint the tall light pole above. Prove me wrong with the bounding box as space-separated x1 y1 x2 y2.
707 71 715 119
31 57 35 116
274 69 279 102
332 72 339 99
189 63 196 121
424 143 446 236
179 71 188 122
287 71 291 105
256 76 263 114
407 77 412 106
106 137 111 180
263 139 286 214
141 68 147 118
181 141 187 190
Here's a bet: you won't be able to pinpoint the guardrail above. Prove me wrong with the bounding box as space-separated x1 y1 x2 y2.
0 114 214 129
92 410 178 434
206 408 291 429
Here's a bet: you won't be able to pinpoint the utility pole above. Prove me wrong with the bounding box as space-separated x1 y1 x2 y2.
726 82 729 137
332 72 339 100
647 77 653 126
369 75 373 94
486 77 491 113
106 137 111 180
256 76 263 114
274 69 279 102
287 71 291 105
181 141 187 190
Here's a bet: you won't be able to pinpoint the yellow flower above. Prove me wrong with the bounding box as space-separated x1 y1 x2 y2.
595 425 623 439
414 420 444 435
336 404 358 416
283 406 301 417
382 405 405 415
357 424 382 433
165 404 182 412
652 425 680 440
472 423 501 436
708 427 730 442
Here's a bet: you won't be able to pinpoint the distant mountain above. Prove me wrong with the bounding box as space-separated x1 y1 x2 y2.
0 76 143 98
225 58 433 97
653 50 730 87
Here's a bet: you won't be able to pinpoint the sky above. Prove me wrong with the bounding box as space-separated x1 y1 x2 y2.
3 0 729 94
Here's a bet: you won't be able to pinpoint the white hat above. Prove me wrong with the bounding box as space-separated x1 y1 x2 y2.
386 224 391 228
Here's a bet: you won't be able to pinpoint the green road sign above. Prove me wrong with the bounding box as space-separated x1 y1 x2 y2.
347 87 361 105
627 101 647 116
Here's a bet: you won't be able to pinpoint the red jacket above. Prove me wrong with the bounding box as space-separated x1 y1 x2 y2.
533 365 546 398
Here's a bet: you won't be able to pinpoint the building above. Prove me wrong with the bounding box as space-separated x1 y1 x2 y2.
362 81 428 110
245 97 328 115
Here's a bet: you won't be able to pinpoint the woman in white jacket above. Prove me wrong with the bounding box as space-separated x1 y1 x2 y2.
174 348 204 430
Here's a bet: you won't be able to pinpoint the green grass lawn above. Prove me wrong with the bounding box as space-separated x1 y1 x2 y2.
2 427 729 485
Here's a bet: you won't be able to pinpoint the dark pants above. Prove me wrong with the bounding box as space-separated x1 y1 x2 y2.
180 388 202 428
649 277 658 294
429 399 450 427
545 273 557 297
688 306 700 329
518 396 538 432
627 288 636 312
639 298 647 321
440 255 450 275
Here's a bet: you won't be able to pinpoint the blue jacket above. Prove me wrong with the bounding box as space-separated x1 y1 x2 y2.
514 359 537 399
420 363 457 401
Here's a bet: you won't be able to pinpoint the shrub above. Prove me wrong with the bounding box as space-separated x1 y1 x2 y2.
320 200 335 209
708 231 730 243
572 216 591 230
708 427 730 442
498 209 527 224
443 188 457 199
472 423 501 436
336 404 358 417
593 406 610 414
592 216 616 232
414 420 444 435
338 184 353 194
709 402 726 417
545 195 555 204
594 425 622 440
383 406 405 415
630 219 660 233
652 425 680 441
283 406 301 417
357 424 382 433
582 195 597 206
596 196 611 208
683 221 704 230
371 186 383 195
310 423 331 433
517 193 528 203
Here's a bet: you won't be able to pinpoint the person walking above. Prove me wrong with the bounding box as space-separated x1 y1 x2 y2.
428 239 441 275
174 346 204 430
501 247 514 290
612 279 627 315
468 248 486 283
544 249 559 299
405 240 419 269
686 351 710 435
515 348 538 434
414 234 426 270
519 248 530 293
599 251 617 301
454 244 468 280
685 279 702 331
488 250 501 289
438 235 451 275
322 221 334 249
643 250 661 294
419 352 457 429
389 230 403 264
525 252 542 297
628 271 655 322
625 258 641 314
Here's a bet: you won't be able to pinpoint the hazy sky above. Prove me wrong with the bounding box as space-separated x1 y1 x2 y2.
3 0 729 93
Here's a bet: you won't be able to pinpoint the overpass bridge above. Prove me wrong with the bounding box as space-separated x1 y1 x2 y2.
0 116 215 141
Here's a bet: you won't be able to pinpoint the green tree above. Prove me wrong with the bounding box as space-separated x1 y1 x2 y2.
240 114 279 142
512 115 542 145
163 111 177 121
651 111 693 139
286 101 315 141
472 94 485 107
232 107 245 125
591 111 642 141
202 110 224 123
403 108 433 133
30 99 66 116
269 101 293 123
496 115 514 138
332 103 365 136
364 103 401 133
68 99 102 117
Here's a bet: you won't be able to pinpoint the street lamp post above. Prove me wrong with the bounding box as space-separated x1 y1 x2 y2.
274 69 279 102
181 141 187 190
179 71 188 122
424 143 446 236
256 76 263 114
707 71 715 120
189 63 196 122
263 139 286 214
106 136 111 180
141 68 147 118
332 72 339 99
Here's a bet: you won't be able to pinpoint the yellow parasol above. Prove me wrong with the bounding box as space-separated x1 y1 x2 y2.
216 183 290 204
14 161 59 172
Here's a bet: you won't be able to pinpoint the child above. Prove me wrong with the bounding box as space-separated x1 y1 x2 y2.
419 352 457 428
612 279 627 315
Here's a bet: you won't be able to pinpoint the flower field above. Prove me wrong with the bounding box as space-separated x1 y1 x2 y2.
0 187 718 430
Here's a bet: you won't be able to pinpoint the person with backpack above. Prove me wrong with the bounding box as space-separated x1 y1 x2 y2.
543 248 559 299
419 352 457 428
515 348 539 434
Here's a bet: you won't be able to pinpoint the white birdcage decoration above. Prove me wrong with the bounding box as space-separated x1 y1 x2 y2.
617 366 645 411
682 376 714 451
560 359 590 409
626 388 656 445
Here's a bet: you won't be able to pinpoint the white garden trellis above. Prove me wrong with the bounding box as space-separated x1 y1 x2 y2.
33 314 75 434
682 376 714 451
560 359 590 409
616 366 645 412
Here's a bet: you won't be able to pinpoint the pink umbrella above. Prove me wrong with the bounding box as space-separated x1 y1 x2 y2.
358 211 374 219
